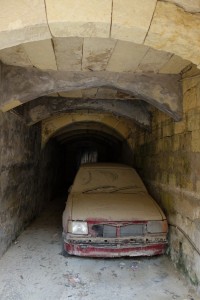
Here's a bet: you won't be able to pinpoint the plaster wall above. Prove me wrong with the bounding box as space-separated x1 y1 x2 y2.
133 66 200 288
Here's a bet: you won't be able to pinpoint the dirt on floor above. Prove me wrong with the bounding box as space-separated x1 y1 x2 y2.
0 199 198 300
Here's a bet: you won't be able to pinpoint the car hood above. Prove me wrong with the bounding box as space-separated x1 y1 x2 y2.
71 192 165 221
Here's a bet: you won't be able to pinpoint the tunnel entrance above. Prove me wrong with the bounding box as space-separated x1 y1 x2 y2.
48 120 133 196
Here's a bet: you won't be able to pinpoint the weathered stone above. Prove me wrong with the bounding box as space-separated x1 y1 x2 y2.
192 130 200 152
136 48 172 73
0 45 32 67
41 113 134 146
107 41 149 72
174 120 186 134
23 39 57 70
21 97 151 129
111 0 157 43
82 89 98 99
133 66 200 289
145 1 200 66
59 90 82 98
82 38 116 71
0 63 183 121
53 37 83 71
96 88 117 99
0 0 50 50
162 0 200 13
46 0 112 38
0 111 59 257
160 55 190 74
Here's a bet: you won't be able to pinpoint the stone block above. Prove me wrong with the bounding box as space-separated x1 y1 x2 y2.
82 89 98 99
191 130 200 152
183 87 197 112
23 39 57 70
187 110 200 131
145 1 200 66
59 90 82 98
174 120 186 135
46 0 112 38
162 123 173 137
82 38 116 71
156 139 163 153
107 41 149 72
0 45 32 67
196 83 200 108
182 66 200 94
169 173 176 187
111 0 157 43
160 55 190 74
96 88 117 99
164 0 200 13
53 37 83 71
136 48 172 73
196 180 200 193
0 0 50 50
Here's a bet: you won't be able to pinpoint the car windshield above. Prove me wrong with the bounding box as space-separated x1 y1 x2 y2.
72 166 147 193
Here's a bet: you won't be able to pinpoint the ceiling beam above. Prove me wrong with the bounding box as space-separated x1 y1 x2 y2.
0 62 182 120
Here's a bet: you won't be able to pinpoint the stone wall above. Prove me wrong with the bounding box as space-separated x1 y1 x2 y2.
133 66 200 288
0 111 59 258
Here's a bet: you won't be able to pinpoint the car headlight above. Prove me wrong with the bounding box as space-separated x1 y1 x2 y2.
68 221 88 235
147 220 168 233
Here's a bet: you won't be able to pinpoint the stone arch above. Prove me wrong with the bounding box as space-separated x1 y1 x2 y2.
42 112 135 148
0 1 199 67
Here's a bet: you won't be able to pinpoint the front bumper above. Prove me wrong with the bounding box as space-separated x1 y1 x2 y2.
63 234 167 257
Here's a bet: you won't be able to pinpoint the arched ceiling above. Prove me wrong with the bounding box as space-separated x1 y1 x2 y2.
53 122 125 144
0 0 199 131
42 112 136 147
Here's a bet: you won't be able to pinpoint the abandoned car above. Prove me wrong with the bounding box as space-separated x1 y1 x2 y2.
62 163 168 257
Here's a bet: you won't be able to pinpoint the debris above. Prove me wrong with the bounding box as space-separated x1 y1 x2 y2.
131 262 139 271
112 270 118 278
119 262 126 269
64 273 83 287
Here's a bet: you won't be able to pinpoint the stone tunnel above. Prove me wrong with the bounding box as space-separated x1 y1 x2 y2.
1 0 200 293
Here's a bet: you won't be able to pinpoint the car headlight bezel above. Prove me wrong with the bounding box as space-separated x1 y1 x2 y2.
68 221 88 235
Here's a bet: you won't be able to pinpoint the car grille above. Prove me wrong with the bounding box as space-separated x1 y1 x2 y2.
103 225 116 238
120 224 144 237
91 224 145 238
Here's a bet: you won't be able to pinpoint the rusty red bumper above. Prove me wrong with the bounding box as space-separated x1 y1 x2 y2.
64 241 167 257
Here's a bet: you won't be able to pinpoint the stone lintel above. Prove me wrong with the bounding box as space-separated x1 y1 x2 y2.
22 96 151 129
0 62 182 121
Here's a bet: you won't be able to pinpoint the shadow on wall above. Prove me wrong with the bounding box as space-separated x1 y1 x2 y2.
0 111 62 258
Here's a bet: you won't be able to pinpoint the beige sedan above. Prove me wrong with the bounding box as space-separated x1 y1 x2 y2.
62 163 168 257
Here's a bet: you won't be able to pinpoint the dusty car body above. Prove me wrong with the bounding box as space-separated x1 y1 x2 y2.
62 163 168 257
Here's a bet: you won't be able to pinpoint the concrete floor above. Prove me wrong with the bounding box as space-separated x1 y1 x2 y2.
0 199 198 300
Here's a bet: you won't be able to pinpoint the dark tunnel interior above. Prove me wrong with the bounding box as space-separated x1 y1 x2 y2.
46 121 133 200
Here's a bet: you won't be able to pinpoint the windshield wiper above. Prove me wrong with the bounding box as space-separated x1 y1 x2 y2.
109 185 146 193
82 185 116 193
82 185 145 194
